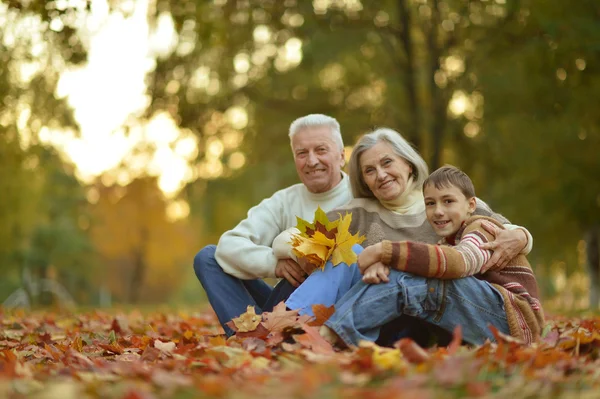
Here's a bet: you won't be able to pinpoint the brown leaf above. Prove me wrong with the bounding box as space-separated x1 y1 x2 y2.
262 302 300 332
293 326 335 354
140 346 161 362
241 338 266 353
236 323 270 339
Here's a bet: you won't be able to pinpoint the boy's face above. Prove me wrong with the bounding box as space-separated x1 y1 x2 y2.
424 183 476 238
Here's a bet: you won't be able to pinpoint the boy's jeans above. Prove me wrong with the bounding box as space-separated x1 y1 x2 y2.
286 244 509 345
193 245 296 336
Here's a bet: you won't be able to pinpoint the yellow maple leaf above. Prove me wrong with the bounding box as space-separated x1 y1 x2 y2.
295 206 338 238
314 206 339 232
232 306 261 332
330 213 365 266
291 233 335 270
291 209 364 270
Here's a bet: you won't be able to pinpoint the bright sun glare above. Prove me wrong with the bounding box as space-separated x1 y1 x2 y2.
49 0 194 203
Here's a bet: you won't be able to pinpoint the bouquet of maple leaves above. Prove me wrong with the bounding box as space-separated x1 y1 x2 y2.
290 207 365 271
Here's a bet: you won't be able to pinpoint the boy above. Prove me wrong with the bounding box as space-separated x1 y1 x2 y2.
322 166 545 346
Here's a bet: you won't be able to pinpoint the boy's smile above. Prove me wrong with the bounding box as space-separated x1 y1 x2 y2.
424 184 476 238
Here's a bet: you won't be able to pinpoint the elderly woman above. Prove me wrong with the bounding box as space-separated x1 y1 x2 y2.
282 128 532 345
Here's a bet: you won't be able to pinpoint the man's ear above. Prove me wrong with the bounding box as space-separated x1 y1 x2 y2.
340 148 346 168
468 197 477 214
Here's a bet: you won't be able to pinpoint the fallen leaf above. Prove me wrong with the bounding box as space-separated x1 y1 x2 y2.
308 304 335 326
262 302 300 332
293 326 335 355
447 325 463 355
231 306 261 332
394 338 430 364
154 339 175 355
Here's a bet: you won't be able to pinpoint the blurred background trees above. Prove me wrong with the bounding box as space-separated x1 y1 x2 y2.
1 0 598 309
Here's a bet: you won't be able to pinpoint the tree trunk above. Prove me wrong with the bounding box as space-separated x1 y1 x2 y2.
427 0 446 171
396 0 421 149
129 227 149 304
586 225 600 309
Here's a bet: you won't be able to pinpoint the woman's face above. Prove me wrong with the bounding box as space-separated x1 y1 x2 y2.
360 141 413 202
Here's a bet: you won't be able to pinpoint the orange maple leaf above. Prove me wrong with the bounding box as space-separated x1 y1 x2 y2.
308 304 335 326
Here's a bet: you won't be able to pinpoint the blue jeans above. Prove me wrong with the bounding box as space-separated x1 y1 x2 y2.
325 270 510 346
285 243 364 316
286 244 508 346
193 245 296 336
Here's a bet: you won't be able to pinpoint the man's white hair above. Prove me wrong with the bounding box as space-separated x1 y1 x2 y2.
288 114 344 150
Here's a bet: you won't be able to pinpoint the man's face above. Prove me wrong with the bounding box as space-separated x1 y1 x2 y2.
424 183 476 238
291 126 345 193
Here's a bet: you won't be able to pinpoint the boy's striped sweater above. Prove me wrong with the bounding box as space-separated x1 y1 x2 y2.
380 215 545 344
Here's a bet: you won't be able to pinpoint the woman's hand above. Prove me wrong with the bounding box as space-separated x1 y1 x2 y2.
479 221 528 270
357 243 383 274
362 262 390 284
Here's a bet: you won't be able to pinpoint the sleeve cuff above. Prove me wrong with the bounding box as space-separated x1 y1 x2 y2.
381 240 393 265
503 224 533 255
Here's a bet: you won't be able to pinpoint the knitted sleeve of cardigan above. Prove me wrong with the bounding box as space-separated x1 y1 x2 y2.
380 219 496 279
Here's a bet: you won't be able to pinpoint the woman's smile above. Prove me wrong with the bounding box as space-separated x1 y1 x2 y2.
360 141 413 202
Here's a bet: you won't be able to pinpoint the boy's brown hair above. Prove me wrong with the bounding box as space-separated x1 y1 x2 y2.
423 165 476 199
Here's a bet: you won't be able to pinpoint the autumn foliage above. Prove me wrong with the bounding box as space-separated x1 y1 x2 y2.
1 305 600 399
291 207 365 270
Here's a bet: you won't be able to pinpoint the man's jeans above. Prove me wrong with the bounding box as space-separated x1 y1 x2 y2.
286 244 509 346
193 245 296 336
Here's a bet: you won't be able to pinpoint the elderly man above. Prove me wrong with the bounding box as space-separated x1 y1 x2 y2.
193 114 352 336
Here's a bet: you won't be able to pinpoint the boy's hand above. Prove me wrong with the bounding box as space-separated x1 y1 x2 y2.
480 221 527 270
357 243 383 274
362 262 390 284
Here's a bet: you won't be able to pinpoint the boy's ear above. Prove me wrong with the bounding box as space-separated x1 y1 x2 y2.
468 197 477 214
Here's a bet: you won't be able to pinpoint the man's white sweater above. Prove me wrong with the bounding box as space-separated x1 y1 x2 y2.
215 173 352 279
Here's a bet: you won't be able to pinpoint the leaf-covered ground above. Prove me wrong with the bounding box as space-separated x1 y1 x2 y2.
1 306 600 399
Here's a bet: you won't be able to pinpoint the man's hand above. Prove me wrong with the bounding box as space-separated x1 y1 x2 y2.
479 221 528 270
357 243 383 274
275 259 307 287
297 256 318 276
362 262 390 284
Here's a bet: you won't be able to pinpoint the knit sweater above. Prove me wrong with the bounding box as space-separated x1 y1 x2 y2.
380 215 545 344
215 173 353 279
326 197 533 252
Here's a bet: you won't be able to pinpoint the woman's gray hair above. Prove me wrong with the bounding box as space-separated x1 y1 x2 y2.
348 128 429 198
288 114 344 150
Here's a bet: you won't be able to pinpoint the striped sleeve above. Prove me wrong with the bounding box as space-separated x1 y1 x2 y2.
453 231 493 275
381 231 493 279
